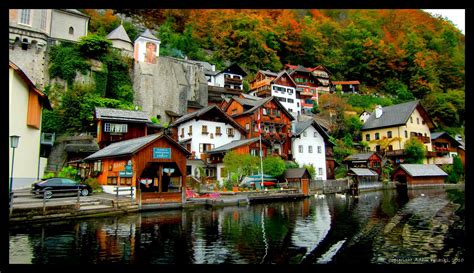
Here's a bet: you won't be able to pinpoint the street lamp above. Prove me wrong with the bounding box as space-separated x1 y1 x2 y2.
10 135 20 199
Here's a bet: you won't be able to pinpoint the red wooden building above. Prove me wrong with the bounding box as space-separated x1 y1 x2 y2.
342 152 382 176
223 94 295 159
84 133 191 204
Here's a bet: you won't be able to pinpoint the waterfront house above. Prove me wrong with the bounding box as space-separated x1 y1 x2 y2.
94 107 151 149
360 100 436 164
392 164 447 188
430 132 465 168
84 133 191 203
284 168 312 196
343 152 382 176
249 70 301 117
9 61 52 189
287 65 320 115
223 94 295 159
291 119 332 180
347 168 379 183
171 105 247 181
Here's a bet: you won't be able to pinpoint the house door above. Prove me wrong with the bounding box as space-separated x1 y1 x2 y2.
301 178 309 196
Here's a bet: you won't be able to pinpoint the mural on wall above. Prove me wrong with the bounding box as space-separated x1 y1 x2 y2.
145 42 157 64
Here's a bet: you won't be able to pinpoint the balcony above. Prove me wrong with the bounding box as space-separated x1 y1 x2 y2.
250 79 272 90
411 135 430 143
385 149 405 157
224 77 243 85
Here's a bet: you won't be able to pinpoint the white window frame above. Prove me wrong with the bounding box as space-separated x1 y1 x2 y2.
40 9 48 31
298 145 303 153
314 132 318 138
104 123 128 133
317 146 322 154
308 145 313 153
318 168 323 176
18 9 32 26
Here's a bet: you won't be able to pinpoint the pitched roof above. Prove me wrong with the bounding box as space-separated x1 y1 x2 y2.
217 63 248 77
398 164 448 177
172 105 246 134
85 133 190 160
431 132 463 148
95 107 150 123
231 96 295 121
284 168 311 179
137 29 160 42
361 100 432 130
187 100 204 109
207 137 260 154
313 116 331 131
343 152 380 162
292 119 331 143
106 24 132 43
272 71 297 87
348 168 378 176
259 70 278 77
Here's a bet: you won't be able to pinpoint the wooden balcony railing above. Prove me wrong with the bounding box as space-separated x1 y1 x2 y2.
224 77 243 85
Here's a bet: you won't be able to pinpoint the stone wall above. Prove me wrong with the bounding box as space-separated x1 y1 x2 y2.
133 57 208 124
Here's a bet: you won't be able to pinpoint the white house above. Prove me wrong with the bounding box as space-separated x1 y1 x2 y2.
291 119 330 180
212 63 247 90
9 61 52 189
172 105 247 179
134 29 161 64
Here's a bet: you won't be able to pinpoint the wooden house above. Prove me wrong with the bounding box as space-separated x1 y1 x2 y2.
343 152 382 176
94 107 150 149
309 65 332 93
223 94 295 159
332 81 360 93
84 133 191 204
430 132 465 168
284 168 312 196
392 164 447 188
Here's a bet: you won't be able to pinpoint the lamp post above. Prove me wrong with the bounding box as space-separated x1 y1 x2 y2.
10 135 20 201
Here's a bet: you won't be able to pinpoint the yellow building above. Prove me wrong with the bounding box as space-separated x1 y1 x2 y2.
361 100 436 164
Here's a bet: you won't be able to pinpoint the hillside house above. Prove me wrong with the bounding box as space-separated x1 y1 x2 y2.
331 81 360 93
310 65 332 93
430 132 465 168
287 65 320 115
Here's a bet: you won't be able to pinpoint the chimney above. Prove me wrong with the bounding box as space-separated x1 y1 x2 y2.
375 105 383 119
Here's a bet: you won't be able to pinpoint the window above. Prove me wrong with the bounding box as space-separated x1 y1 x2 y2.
254 124 259 132
188 126 193 136
303 131 307 137
308 146 313 153
216 126 222 135
245 123 250 130
416 118 420 124
180 128 184 138
227 128 234 136
274 109 280 117
317 146 322 154
375 145 381 152
19 9 31 25
224 74 231 78
314 132 318 137
375 133 380 140
186 166 192 175
387 131 392 138
232 109 237 115
288 89 293 95
298 145 303 153
263 108 268 115
104 123 128 133
277 97 286 102
410 117 413 123
388 145 393 151
199 143 214 153
288 98 294 103
251 149 259 156
297 102 299 107
404 130 408 138
318 168 323 176
40 10 47 30
202 125 208 134
69 26 74 35
107 176 118 185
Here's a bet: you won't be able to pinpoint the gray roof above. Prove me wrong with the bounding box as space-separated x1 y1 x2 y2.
85 133 190 161
349 168 378 176
399 164 448 177
137 29 160 41
207 138 260 154
344 152 379 162
285 168 311 179
95 107 150 123
361 100 421 130
430 132 444 139
106 24 132 43
259 70 278 77
292 119 331 143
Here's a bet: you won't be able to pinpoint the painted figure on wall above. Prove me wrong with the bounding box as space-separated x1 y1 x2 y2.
145 42 157 64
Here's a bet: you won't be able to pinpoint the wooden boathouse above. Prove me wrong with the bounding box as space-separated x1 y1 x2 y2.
84 133 191 204
392 164 447 188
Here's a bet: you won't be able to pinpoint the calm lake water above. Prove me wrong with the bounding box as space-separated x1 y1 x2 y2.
9 188 465 264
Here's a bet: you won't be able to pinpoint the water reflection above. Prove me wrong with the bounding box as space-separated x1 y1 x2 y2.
9 188 464 264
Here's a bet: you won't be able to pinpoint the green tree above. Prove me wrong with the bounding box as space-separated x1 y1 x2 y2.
403 138 426 163
263 156 286 177
223 151 259 183
78 34 112 59
303 164 316 178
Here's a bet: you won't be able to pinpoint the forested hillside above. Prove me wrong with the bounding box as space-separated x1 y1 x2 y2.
79 9 464 136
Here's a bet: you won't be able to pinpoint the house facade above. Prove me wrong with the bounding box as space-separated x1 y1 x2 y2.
207 63 247 106
361 101 435 164
332 81 360 93
311 65 332 93
343 152 382 176
430 132 465 167
287 65 320 115
249 70 301 117
392 164 447 188
224 95 295 159
291 120 330 180
9 61 52 189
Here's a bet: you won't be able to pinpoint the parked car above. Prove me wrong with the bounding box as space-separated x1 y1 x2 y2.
31 177 92 199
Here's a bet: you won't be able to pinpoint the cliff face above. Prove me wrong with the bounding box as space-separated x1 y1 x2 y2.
133 56 208 124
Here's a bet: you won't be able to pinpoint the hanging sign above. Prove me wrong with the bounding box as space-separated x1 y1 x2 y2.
153 148 171 159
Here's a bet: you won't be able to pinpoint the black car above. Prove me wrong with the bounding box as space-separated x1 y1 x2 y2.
31 177 92 199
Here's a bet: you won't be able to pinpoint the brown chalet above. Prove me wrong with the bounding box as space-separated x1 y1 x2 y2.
286 64 320 115
223 94 295 159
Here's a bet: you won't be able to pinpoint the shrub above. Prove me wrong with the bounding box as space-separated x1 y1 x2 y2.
78 34 112 59
83 177 102 192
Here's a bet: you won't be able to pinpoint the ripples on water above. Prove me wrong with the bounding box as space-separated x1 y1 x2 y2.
9 188 465 264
